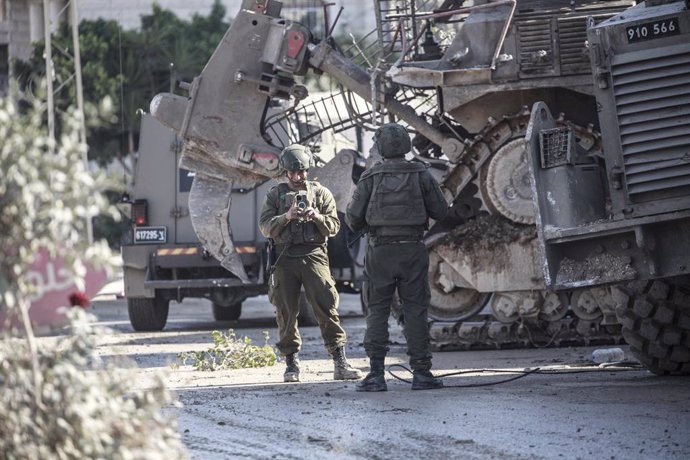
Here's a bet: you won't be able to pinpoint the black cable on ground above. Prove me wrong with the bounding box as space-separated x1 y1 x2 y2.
386 361 645 389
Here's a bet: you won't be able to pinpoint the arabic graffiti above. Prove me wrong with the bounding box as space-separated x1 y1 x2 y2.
26 261 77 301
0 248 108 328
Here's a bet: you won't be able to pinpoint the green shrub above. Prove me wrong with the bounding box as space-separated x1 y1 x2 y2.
178 329 278 371
0 308 187 459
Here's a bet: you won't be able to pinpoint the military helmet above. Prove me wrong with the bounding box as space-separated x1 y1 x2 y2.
373 123 411 158
279 144 314 171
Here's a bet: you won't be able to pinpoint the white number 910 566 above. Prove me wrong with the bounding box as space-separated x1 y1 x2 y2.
627 18 679 43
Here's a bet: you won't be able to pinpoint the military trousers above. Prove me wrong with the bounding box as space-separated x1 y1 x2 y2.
269 248 347 356
363 241 433 371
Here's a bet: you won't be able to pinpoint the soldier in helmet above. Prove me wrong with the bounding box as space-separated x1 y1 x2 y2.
259 144 363 383
346 123 448 391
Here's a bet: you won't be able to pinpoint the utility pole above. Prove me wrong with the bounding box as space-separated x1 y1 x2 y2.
42 0 92 242
70 1 86 146
69 0 92 243
42 0 55 153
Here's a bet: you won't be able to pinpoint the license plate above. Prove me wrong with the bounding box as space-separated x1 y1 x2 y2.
134 226 167 244
626 17 680 43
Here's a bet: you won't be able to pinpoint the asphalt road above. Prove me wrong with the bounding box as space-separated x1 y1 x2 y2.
89 294 690 460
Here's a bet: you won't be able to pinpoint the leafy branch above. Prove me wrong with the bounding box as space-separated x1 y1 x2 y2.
178 330 278 371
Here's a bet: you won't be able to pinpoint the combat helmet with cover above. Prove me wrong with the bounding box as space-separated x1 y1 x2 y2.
373 123 411 158
279 144 315 171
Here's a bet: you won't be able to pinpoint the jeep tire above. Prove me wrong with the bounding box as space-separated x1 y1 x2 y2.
128 296 170 331
613 279 690 375
213 302 242 321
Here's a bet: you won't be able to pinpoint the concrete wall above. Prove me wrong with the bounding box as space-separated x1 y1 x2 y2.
1 0 31 94
2 0 31 62
1 0 69 80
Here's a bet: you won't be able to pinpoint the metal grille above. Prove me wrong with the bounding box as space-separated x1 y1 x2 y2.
558 14 620 75
517 18 554 76
612 44 690 203
517 4 629 78
341 1 443 69
539 127 572 169
557 16 589 75
376 0 410 56
263 90 372 150
262 87 435 150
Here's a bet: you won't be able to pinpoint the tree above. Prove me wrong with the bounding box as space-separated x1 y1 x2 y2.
15 0 231 167
0 95 187 458
13 1 231 248
0 96 114 314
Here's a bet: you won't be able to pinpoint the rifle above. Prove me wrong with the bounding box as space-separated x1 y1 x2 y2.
347 228 367 249
265 238 291 283
265 238 277 278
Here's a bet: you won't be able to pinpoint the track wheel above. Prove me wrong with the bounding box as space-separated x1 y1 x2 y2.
613 279 690 375
428 251 490 321
213 302 242 321
127 295 169 331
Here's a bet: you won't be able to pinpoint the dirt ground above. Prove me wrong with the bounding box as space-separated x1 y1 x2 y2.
87 294 690 460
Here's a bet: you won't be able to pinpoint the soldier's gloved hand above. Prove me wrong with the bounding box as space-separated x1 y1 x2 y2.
304 207 321 221
286 202 304 221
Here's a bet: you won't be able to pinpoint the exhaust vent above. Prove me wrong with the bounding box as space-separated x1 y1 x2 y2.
517 18 554 76
557 16 590 74
612 44 690 203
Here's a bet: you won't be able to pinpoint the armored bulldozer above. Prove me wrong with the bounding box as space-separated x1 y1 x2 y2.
148 0 689 363
526 0 690 374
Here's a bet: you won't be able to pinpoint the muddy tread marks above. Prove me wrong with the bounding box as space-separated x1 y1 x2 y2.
614 280 690 376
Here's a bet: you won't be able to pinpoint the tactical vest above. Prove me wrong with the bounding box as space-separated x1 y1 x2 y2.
275 182 327 246
364 161 428 236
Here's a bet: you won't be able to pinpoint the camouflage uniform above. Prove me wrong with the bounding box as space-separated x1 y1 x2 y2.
259 180 347 356
346 123 447 390
347 160 447 368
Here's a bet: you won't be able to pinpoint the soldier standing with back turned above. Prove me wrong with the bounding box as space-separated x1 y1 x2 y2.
259 144 363 383
346 123 448 391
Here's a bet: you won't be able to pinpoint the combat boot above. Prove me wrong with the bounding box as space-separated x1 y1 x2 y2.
411 370 443 390
355 359 387 392
332 347 364 380
284 353 300 382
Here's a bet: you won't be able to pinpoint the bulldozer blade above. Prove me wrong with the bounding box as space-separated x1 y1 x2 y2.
148 4 286 182
310 149 361 214
189 173 250 283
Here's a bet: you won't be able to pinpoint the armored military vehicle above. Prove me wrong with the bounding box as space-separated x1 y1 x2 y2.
120 114 363 330
147 0 689 372
526 0 690 374
120 115 269 330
